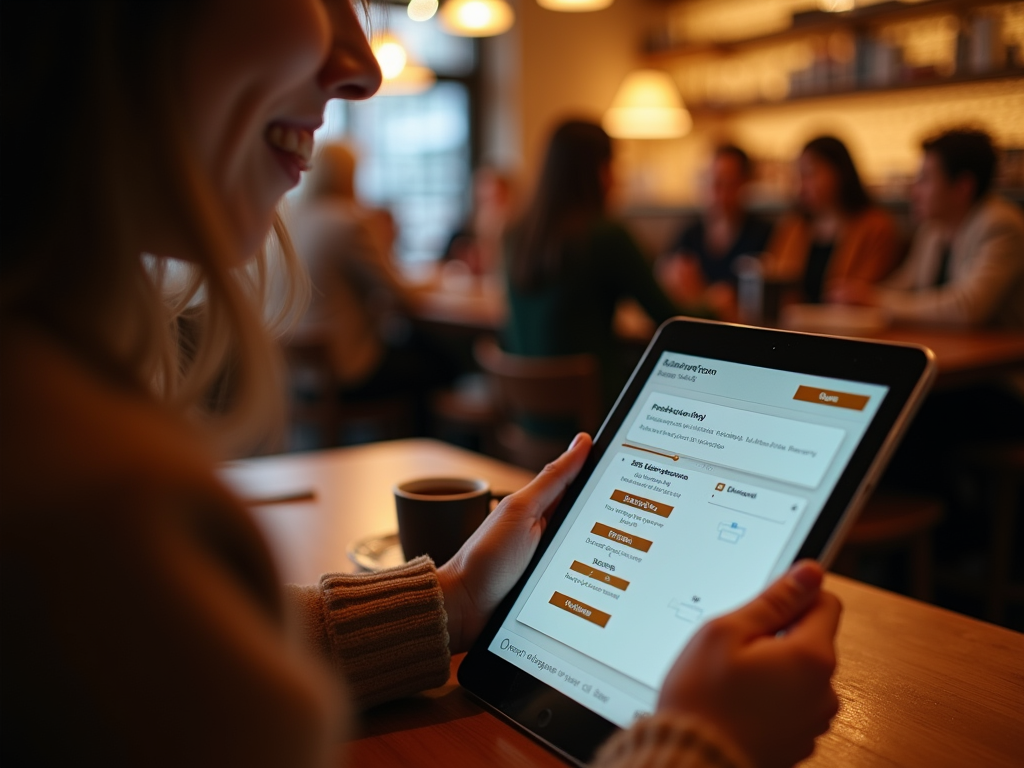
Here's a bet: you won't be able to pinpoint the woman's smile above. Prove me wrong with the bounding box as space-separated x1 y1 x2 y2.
266 122 318 185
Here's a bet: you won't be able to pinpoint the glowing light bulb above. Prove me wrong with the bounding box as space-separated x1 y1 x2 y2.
439 0 514 37
407 0 438 22
373 38 408 80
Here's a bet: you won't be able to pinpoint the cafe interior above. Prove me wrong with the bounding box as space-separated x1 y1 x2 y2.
239 0 1024 764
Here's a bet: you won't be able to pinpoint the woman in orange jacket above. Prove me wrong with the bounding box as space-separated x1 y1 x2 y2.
766 136 900 304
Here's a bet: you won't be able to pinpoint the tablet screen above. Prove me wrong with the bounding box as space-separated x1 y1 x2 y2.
485 349 888 728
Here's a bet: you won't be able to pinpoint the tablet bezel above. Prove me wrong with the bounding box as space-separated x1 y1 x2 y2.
458 318 935 765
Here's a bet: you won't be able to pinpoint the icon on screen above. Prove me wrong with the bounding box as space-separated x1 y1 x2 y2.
715 482 726 491
717 521 746 543
668 598 704 622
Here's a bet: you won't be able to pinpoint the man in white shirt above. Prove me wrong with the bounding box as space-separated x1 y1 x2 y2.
835 129 1024 328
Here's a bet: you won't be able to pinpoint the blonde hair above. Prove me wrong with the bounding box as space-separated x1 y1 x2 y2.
1 2 307 457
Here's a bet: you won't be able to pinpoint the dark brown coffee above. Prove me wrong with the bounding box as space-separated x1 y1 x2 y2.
393 477 492 565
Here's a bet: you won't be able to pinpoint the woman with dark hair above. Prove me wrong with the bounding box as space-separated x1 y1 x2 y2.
766 135 899 304
505 120 682 408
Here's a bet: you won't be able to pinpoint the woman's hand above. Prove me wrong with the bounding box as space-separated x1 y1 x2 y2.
658 561 842 768
437 433 592 654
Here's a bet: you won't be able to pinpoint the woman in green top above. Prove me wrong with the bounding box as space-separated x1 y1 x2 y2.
505 120 683 411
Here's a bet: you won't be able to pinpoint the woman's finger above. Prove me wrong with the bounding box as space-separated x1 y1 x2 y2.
726 560 824 640
779 590 843 650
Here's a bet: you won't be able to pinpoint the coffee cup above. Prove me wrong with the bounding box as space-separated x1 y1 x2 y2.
393 477 503 566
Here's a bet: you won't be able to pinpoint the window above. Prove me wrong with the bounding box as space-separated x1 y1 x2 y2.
313 11 478 264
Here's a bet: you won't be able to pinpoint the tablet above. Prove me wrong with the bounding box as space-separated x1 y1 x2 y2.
458 318 935 764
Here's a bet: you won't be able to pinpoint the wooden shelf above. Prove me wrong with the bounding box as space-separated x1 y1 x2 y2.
646 0 1019 59
686 67 1024 115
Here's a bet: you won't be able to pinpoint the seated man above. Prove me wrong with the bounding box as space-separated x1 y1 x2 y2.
657 144 772 322
836 128 1024 328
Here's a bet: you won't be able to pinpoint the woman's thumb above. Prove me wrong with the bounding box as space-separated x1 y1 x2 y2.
730 560 823 639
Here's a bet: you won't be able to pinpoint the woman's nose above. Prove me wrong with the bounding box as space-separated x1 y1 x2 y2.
319 1 382 100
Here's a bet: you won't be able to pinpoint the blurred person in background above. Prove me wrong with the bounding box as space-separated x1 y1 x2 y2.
834 128 1024 328
766 135 900 305
1 3 840 766
291 142 455 433
505 119 689 411
442 165 515 278
841 130 1024 565
657 144 772 322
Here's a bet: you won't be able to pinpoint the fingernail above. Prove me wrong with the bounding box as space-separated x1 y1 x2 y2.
568 433 584 451
789 561 822 592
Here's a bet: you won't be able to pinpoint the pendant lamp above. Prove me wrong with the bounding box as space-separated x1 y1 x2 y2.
536 0 613 11
372 35 436 96
439 0 515 37
407 0 439 21
602 69 692 139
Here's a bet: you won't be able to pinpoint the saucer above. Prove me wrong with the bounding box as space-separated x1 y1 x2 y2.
347 532 406 572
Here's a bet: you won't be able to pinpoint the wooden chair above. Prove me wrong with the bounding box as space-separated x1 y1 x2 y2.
282 332 413 449
833 490 944 601
474 337 602 471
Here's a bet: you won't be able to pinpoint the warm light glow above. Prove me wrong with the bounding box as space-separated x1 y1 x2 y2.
439 0 514 37
371 34 436 95
602 70 692 140
407 0 439 22
377 65 437 96
818 0 855 11
536 0 613 11
372 36 408 80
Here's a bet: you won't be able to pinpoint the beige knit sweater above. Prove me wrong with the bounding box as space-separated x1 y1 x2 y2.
0 326 750 768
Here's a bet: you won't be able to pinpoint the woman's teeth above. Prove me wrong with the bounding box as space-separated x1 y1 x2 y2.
267 124 313 169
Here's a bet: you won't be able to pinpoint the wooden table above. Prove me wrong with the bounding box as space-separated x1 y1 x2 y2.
223 439 1024 768
874 327 1024 390
406 283 1024 389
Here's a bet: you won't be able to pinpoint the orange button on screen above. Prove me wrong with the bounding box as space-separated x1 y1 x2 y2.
570 560 630 591
549 591 611 627
610 489 673 518
591 522 653 552
793 385 869 411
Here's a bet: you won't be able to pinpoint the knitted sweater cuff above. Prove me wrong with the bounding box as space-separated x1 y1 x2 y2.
591 712 753 768
315 556 451 709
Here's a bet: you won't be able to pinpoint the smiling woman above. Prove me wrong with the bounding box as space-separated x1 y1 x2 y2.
1 0 380 456
1 2 841 767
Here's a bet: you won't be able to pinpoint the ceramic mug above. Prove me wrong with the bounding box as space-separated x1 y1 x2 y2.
393 477 505 566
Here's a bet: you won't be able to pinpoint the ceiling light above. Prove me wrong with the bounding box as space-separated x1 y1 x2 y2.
536 0 613 11
408 0 439 22
371 34 436 96
603 69 692 139
439 0 514 37
378 65 437 96
373 35 408 80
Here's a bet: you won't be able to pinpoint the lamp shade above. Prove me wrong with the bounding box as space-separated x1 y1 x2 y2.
372 35 436 96
372 35 408 79
602 69 692 139
536 0 613 11
439 0 514 37
378 65 437 96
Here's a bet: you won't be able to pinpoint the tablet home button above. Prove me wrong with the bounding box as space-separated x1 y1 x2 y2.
537 708 553 728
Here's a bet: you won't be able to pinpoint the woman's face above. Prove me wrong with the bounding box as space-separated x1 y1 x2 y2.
179 0 381 260
797 151 839 215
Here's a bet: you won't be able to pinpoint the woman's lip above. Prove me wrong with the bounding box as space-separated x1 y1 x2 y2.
269 145 304 187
